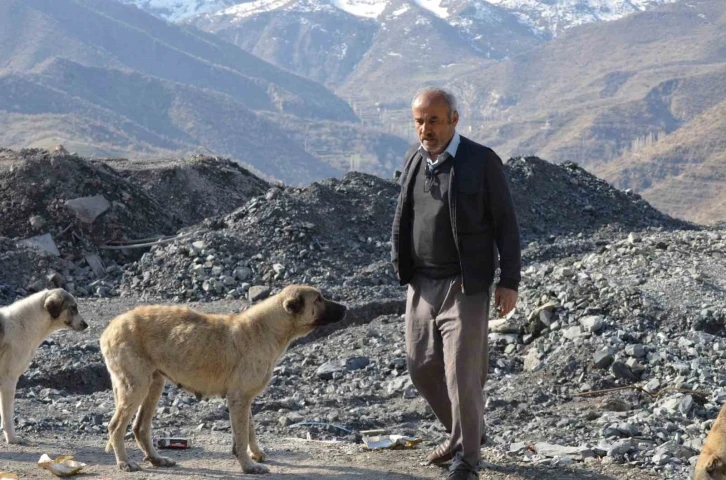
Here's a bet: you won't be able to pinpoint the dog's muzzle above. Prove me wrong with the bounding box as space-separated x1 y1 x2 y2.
316 301 347 326
74 319 89 331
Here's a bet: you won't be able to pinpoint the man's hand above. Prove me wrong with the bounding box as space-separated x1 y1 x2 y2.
494 287 518 317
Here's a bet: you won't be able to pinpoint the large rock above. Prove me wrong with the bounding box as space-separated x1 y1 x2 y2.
17 233 60 256
248 285 271 302
65 195 111 224
579 315 604 333
534 443 593 460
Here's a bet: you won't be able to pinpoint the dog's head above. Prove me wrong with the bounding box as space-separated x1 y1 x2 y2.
695 454 726 480
278 285 346 335
695 407 726 480
44 288 88 332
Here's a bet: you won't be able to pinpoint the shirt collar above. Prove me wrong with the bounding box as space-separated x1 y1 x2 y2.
420 132 460 168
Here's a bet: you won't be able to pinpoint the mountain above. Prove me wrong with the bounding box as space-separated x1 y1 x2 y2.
130 0 679 37
484 0 679 36
597 99 726 224
119 0 237 21
0 0 407 183
0 58 337 182
190 0 540 88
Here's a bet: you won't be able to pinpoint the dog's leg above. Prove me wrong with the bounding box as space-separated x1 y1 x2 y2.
107 376 150 472
133 373 175 468
229 392 268 474
248 410 266 462
0 378 21 444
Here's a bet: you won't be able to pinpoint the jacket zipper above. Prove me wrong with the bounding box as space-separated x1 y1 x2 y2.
449 165 465 294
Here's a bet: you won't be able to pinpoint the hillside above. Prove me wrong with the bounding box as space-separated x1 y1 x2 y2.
0 58 338 183
0 0 405 184
598 99 726 224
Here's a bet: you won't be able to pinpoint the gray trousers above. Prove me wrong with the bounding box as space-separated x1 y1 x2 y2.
405 274 489 472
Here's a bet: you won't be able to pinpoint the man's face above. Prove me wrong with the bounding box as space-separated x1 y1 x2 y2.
412 98 459 155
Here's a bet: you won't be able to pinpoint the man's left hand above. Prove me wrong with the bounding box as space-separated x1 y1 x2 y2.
494 287 518 317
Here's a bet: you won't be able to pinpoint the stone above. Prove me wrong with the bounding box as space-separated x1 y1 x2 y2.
594 349 614 369
65 195 111 224
29 215 46 230
608 438 635 457
534 443 592 460
563 326 582 340
18 233 60 256
248 285 271 302
316 360 346 380
611 361 638 381
234 267 252 281
679 395 694 415
524 348 544 372
510 442 528 454
579 315 604 333
625 344 646 358
345 356 370 371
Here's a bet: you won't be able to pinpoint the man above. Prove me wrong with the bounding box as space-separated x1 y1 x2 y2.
391 88 521 480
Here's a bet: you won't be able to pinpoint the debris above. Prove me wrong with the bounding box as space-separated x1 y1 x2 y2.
84 253 106 279
65 195 111 224
288 422 355 435
153 437 191 449
17 233 60 257
574 385 710 399
37 454 86 477
363 435 422 450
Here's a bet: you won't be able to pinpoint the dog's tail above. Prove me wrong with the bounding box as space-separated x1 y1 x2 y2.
105 439 113 453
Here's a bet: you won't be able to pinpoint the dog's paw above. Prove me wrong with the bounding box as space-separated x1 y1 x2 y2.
249 447 267 462
146 456 176 468
118 461 142 472
6 436 23 445
243 461 270 474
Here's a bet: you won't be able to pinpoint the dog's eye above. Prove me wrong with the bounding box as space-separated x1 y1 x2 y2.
316 295 322 303
72 306 79 314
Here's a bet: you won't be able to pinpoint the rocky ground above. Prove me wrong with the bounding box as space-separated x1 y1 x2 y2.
1 148 724 479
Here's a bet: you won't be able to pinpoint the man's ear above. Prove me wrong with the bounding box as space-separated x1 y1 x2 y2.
283 294 304 315
708 457 724 473
44 291 64 319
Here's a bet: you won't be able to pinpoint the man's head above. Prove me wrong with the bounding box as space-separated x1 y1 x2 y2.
411 87 459 155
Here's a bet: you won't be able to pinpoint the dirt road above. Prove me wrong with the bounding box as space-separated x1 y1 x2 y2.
0 432 657 480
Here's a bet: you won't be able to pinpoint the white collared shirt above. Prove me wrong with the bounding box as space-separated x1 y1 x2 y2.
420 132 460 171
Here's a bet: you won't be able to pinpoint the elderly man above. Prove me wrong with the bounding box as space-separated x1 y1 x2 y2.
391 88 521 479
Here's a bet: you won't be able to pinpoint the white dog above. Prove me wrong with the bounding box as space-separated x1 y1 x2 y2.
0 288 88 444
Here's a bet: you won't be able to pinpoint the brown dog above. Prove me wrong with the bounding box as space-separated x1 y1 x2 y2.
100 285 346 474
694 404 726 479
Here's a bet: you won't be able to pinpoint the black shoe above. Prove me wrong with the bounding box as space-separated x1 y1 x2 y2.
447 470 478 480
427 432 488 465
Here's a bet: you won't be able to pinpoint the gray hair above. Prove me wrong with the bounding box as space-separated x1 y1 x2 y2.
411 87 458 120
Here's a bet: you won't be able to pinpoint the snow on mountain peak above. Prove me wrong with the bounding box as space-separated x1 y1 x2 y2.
125 0 684 35
330 0 388 19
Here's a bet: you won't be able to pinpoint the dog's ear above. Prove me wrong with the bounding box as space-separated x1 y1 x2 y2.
708 457 724 473
44 290 64 319
282 293 304 315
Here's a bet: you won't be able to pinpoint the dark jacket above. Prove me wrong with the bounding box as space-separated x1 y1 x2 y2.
391 135 521 294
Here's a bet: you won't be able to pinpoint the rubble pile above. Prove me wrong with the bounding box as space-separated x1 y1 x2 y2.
118 157 689 304
15 228 726 479
118 172 402 303
507 157 689 241
0 150 267 304
3 148 723 478
0 148 180 244
107 155 270 226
